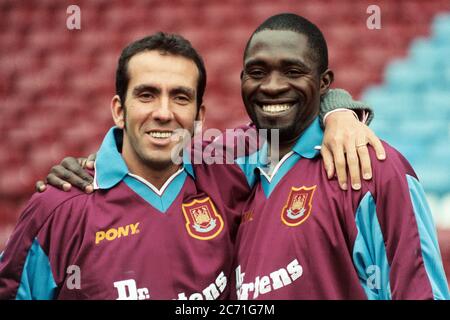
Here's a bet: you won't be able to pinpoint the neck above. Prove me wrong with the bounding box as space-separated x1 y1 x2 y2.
271 113 318 159
278 140 296 159
267 131 298 164
266 141 294 173
122 141 181 190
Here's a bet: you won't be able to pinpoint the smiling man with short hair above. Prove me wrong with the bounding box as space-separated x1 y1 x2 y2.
0 33 245 299
232 13 449 300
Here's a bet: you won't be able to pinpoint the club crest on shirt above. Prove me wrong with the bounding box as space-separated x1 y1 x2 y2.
281 185 316 227
182 197 224 240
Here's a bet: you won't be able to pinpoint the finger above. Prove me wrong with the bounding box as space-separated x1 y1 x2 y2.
330 144 348 190
50 165 92 193
345 142 361 190
86 153 97 170
77 157 88 167
46 173 72 192
366 130 386 160
357 145 372 180
35 181 47 192
320 144 334 179
61 157 94 184
77 158 88 170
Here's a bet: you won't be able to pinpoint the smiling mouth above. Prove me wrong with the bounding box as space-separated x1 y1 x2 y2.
258 103 295 114
146 131 173 139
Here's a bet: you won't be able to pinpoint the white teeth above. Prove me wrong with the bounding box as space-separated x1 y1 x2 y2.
261 104 293 113
148 131 172 139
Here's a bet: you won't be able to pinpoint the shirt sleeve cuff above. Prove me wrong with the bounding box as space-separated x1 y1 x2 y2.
319 88 374 128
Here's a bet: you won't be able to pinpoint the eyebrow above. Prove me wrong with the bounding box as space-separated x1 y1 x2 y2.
279 58 311 71
132 85 195 98
171 86 195 99
132 84 160 96
245 58 312 72
244 59 269 69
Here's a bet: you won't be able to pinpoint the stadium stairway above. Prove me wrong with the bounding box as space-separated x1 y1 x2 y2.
362 12 450 282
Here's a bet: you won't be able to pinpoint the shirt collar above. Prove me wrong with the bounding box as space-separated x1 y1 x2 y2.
255 117 323 170
291 117 324 159
94 127 195 190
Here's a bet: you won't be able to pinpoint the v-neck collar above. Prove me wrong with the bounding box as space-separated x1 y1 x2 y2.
235 117 324 198
93 127 195 213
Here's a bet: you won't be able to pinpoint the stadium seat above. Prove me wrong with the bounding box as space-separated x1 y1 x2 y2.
432 13 450 44
422 91 450 118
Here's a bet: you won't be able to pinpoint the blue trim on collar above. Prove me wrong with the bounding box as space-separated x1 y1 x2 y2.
95 127 195 189
234 117 323 189
182 147 196 179
235 142 268 188
261 153 301 198
124 171 187 213
95 127 129 189
291 117 323 159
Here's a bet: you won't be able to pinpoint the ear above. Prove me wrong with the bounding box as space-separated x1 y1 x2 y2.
111 95 125 129
194 104 206 136
196 104 206 124
319 69 334 96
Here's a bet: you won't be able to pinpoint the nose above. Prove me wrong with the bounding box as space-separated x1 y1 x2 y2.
259 72 290 96
152 96 174 123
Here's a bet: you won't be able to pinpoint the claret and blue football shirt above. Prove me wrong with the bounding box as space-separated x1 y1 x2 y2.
0 127 250 300
231 117 450 300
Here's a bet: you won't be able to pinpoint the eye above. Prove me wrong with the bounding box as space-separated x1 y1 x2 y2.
285 69 303 78
174 95 190 105
247 68 266 79
139 92 154 101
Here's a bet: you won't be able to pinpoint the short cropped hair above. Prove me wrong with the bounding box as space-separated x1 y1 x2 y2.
244 13 328 74
116 32 207 109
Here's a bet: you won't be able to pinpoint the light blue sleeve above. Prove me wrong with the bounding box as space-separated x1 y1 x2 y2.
16 238 57 300
406 175 450 300
352 192 392 300
352 177 450 300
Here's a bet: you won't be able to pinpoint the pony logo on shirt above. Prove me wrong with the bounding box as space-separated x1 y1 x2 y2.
281 186 316 227
182 197 224 240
